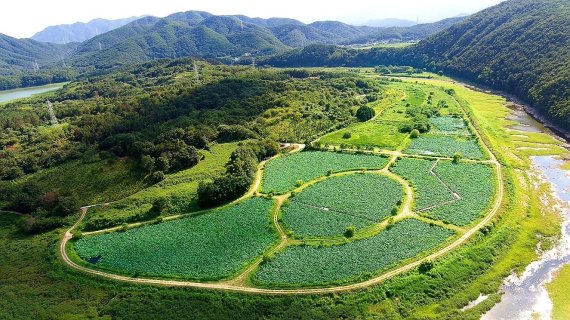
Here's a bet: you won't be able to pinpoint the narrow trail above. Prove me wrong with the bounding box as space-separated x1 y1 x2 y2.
59 84 504 295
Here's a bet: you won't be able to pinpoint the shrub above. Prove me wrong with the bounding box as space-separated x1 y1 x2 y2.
342 132 352 139
151 171 165 183
452 152 463 163
355 105 375 122
344 226 355 238
410 129 420 138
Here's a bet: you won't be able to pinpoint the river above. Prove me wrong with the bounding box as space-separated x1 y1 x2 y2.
481 104 570 320
0 83 66 104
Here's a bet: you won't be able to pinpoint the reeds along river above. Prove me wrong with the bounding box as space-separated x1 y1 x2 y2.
482 105 570 320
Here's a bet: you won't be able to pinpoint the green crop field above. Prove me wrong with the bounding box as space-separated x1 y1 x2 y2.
405 135 485 159
430 116 470 135
261 151 389 194
282 174 403 237
390 157 456 210
429 161 495 225
74 197 279 280
281 202 371 238
290 174 403 221
254 219 454 286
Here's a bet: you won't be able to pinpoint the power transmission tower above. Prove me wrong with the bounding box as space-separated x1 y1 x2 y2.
45 100 59 126
98 42 103 51
252 57 256 68
193 60 200 81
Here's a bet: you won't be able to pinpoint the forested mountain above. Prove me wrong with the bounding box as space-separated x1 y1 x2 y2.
0 11 463 74
264 0 570 128
31 17 141 44
345 17 465 44
0 33 73 75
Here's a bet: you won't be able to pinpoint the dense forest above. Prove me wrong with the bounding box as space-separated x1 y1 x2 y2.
0 59 383 232
264 0 570 128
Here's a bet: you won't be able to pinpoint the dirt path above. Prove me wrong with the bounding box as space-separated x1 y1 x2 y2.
59 87 504 295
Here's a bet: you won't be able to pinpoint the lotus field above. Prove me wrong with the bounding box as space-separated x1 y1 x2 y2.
405 135 485 159
74 197 278 280
281 202 371 238
261 151 389 194
429 161 495 225
390 158 456 210
282 174 403 237
430 116 470 135
254 219 454 286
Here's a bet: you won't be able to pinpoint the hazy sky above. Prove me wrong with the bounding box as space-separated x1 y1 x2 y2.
1 0 506 39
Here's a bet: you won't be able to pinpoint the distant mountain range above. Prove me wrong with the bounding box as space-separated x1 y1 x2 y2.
31 17 141 44
264 0 570 130
360 18 417 28
0 11 466 74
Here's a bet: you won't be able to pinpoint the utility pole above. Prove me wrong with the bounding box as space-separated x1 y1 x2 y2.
45 100 59 126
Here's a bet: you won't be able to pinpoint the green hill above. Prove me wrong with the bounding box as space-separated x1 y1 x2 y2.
264 0 570 129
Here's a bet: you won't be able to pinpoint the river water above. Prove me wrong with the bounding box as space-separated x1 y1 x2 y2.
0 83 65 104
481 106 570 320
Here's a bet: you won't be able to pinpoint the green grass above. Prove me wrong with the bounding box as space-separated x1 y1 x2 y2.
74 197 279 280
428 161 495 226
0 156 148 206
405 135 485 159
254 219 454 286
319 122 407 149
547 264 570 320
81 142 238 231
261 151 389 194
282 173 403 237
390 157 456 210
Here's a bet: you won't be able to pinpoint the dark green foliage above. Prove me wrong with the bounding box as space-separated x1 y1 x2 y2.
264 0 570 129
344 226 355 238
410 129 420 138
355 105 375 122
197 140 278 207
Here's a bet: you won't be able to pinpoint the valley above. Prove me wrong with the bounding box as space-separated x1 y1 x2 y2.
0 0 568 318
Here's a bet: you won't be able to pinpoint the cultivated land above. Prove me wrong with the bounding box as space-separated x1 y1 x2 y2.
2 69 568 319
61 71 510 293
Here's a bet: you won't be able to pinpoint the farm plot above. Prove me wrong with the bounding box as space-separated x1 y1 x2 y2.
430 116 470 135
261 151 389 194
282 174 403 237
254 219 454 286
405 135 485 159
281 202 370 238
428 162 495 226
390 158 456 211
73 197 278 280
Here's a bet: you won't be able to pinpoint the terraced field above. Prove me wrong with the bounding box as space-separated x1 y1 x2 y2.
261 151 389 194
282 174 403 237
74 197 278 280
254 219 454 286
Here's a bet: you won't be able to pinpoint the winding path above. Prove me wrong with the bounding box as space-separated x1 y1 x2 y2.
59 84 503 295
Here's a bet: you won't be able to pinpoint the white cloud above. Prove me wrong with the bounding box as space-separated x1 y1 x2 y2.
0 0 506 38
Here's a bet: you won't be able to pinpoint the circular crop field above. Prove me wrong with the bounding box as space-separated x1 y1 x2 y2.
281 173 404 238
